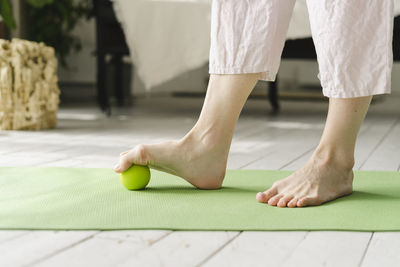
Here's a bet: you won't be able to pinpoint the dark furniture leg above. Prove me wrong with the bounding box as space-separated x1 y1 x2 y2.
113 54 124 106
96 52 111 115
268 76 279 114
94 0 130 115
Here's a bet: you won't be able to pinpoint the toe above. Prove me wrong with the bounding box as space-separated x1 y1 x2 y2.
287 197 299 208
115 145 149 173
277 195 294 208
256 187 278 203
118 155 136 172
297 196 320 207
256 192 267 202
287 198 298 208
114 155 132 173
268 194 283 206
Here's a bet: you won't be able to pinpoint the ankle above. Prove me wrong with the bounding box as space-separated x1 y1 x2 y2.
182 128 231 152
312 145 355 171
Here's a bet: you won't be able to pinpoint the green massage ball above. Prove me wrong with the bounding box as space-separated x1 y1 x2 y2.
120 164 151 190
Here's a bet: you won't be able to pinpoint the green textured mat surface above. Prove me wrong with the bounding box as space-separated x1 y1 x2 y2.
1 167 399 231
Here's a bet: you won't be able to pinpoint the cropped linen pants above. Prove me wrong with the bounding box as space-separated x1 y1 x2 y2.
208 0 395 98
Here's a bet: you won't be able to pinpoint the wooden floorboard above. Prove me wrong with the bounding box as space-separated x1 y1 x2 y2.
361 232 400 267
0 231 30 244
281 231 372 267
33 231 171 267
201 231 307 267
0 231 97 267
35 231 238 267
360 118 400 171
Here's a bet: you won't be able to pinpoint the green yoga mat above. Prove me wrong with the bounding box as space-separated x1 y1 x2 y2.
1 167 399 231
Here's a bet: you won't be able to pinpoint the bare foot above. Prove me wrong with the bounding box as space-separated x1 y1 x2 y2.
256 152 354 207
113 133 229 189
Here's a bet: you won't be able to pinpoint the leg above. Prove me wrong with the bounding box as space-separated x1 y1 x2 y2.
257 0 394 207
114 0 296 189
114 73 260 189
257 96 371 207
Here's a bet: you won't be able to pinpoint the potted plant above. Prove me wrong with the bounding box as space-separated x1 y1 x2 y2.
0 0 92 66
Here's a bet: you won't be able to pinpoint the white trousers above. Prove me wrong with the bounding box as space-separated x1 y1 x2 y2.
208 0 395 98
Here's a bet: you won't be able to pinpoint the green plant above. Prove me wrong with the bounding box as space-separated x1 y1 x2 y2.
0 0 93 67
0 0 16 29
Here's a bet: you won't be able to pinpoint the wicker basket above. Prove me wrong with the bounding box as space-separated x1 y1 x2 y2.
0 38 60 130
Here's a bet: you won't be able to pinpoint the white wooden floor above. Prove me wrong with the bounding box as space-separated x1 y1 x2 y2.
1 95 399 267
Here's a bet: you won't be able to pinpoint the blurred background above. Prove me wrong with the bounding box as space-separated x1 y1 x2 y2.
3 0 399 115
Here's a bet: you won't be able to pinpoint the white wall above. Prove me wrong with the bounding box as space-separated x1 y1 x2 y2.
58 18 96 84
